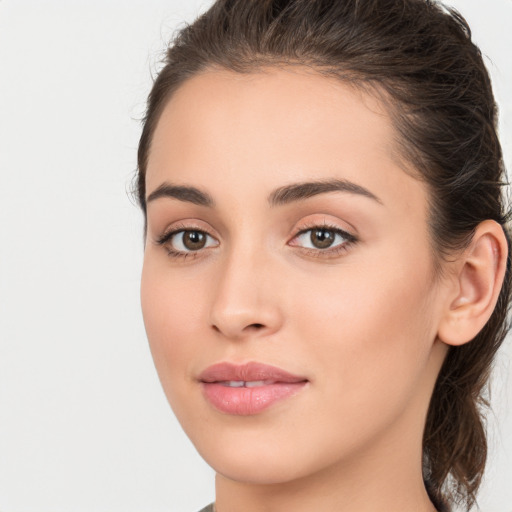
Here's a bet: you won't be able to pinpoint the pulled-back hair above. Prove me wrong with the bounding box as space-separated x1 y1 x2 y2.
136 1 511 509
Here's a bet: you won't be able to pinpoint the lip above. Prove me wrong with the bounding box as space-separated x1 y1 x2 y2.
199 362 308 416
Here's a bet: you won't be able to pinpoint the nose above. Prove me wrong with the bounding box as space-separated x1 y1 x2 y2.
209 249 284 340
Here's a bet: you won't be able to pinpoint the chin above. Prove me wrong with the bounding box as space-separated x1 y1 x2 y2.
187 421 352 487
203 450 311 485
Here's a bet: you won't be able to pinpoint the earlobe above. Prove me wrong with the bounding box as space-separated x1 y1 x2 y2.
437 220 508 347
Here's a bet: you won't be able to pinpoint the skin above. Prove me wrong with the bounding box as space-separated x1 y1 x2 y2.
140 67 507 512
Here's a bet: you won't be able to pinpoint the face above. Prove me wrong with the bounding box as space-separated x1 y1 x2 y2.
141 68 449 485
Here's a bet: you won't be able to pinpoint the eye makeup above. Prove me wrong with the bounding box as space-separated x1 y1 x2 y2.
155 222 219 260
153 218 358 261
289 221 358 259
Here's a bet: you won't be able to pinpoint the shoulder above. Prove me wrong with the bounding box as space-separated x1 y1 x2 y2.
197 504 215 512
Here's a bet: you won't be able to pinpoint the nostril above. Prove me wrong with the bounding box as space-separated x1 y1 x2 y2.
211 323 264 333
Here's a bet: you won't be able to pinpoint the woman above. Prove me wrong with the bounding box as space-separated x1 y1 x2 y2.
136 0 511 510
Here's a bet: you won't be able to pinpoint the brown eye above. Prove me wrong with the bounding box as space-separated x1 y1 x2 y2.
164 229 218 254
310 228 336 249
291 225 354 253
182 230 207 250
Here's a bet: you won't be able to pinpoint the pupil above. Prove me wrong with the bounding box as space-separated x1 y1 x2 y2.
184 231 206 250
311 229 334 249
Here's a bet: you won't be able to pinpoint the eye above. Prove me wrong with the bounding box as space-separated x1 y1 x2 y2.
157 227 219 257
172 230 216 251
291 225 356 252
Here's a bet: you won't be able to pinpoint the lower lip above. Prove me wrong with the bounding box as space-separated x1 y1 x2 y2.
201 382 307 415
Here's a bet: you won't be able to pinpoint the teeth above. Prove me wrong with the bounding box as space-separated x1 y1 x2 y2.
223 381 245 387
219 380 269 388
245 380 266 388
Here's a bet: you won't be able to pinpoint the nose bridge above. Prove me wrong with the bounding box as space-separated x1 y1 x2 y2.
209 235 282 339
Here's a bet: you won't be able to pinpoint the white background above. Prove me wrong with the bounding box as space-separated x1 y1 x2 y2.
0 1 510 511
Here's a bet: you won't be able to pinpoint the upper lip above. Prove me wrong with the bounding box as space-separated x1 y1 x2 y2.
199 361 308 383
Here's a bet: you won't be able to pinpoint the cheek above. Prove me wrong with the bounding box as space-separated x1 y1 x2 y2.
140 259 206 394
291 250 437 426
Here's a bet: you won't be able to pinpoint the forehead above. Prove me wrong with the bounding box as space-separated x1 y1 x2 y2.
146 67 425 217
149 67 394 168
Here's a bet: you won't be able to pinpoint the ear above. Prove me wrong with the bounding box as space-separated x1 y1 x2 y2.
437 220 508 347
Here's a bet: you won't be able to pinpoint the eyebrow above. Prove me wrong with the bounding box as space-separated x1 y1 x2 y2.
146 178 382 208
146 183 215 207
268 179 382 207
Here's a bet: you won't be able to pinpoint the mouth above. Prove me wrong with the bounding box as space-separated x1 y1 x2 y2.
198 362 308 416
215 380 275 387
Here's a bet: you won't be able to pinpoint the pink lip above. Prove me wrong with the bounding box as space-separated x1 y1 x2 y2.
199 362 308 416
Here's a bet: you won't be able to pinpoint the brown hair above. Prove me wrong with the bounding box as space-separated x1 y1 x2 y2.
136 0 511 509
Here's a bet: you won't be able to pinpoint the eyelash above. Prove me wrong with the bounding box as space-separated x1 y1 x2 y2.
291 222 357 258
155 222 357 260
156 222 213 260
